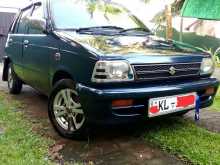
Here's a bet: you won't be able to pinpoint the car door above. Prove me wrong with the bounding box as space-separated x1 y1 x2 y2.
22 4 59 94
5 8 32 80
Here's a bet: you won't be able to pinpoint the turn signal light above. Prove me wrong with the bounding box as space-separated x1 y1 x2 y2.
112 99 134 107
205 87 215 95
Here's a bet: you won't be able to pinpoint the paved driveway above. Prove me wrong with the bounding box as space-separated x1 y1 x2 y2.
0 63 184 165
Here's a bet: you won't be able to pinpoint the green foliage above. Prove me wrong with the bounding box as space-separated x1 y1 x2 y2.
141 0 151 3
213 48 220 65
172 0 185 15
86 0 122 18
87 2 96 14
104 4 122 15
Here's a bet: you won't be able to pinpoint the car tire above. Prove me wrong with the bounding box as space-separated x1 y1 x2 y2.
48 79 88 140
7 63 23 94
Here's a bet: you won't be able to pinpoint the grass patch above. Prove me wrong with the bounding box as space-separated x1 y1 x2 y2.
145 118 220 165
212 88 220 111
216 63 220 68
0 94 54 165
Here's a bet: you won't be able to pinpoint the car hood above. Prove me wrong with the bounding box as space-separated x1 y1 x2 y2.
55 30 207 63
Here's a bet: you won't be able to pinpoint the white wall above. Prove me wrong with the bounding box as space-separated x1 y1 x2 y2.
0 0 30 9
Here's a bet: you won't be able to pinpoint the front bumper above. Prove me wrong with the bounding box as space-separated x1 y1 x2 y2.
77 78 219 125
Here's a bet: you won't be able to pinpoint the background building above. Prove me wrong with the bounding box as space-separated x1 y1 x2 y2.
0 7 17 60
0 0 29 60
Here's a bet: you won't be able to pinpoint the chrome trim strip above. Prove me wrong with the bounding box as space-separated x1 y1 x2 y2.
133 62 201 67
136 68 200 74
137 73 200 80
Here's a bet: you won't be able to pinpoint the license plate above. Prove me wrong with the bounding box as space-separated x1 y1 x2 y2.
148 93 196 117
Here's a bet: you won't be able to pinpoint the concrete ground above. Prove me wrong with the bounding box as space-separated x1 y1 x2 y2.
0 64 219 165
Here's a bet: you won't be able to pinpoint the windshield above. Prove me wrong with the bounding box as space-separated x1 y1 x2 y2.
51 0 149 31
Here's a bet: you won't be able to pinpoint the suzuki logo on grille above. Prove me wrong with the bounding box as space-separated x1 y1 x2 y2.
169 66 176 75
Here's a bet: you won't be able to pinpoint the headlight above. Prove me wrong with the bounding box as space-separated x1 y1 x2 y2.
200 58 215 75
91 61 134 83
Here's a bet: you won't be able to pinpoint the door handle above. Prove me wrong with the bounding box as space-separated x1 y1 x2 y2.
8 38 13 43
7 38 13 46
23 40 29 45
23 40 29 48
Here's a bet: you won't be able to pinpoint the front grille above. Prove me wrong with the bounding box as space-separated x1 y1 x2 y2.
133 62 201 81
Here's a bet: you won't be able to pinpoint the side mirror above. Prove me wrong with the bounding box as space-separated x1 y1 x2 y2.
26 16 47 32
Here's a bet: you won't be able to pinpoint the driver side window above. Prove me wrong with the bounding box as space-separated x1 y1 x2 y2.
16 9 32 34
28 5 45 34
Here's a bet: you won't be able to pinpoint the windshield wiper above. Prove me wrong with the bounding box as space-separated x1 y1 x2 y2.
61 26 152 36
58 26 124 34
76 26 124 33
119 28 152 35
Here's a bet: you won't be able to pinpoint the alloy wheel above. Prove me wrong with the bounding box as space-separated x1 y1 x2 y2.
53 88 85 132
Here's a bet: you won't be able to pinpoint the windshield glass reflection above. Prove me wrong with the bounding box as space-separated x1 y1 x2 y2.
51 0 148 31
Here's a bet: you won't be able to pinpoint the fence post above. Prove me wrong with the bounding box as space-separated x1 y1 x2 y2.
165 4 173 40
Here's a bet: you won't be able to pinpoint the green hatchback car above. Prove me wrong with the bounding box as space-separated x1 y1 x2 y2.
2 0 219 139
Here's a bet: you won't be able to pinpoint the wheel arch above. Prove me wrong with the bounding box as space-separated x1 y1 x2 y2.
52 70 74 86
